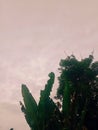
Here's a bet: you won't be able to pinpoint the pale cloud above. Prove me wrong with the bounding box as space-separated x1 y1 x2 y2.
0 0 98 129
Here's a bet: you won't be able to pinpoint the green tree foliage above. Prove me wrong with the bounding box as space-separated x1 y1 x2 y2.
20 55 98 130
57 54 98 130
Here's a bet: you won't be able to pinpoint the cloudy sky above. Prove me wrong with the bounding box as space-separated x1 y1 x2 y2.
0 0 98 129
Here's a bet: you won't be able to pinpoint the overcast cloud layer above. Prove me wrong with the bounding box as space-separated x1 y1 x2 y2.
0 0 98 129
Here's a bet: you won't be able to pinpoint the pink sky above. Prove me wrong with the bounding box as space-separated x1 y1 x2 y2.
0 0 98 129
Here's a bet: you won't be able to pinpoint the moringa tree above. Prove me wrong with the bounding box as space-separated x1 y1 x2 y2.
20 54 98 130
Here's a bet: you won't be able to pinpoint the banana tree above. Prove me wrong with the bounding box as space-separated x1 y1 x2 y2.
20 72 62 130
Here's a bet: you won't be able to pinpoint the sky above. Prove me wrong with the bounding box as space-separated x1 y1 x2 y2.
0 0 98 129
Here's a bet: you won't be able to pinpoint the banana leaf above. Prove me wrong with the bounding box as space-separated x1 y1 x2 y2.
38 72 55 129
21 84 38 130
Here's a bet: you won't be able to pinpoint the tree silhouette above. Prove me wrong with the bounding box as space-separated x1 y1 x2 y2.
10 128 14 130
56 54 98 130
20 54 98 130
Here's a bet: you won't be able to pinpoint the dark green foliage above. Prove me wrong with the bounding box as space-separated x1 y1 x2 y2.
21 84 38 130
21 54 98 130
21 72 62 130
57 54 98 130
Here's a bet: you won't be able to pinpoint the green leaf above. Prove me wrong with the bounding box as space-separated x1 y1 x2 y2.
38 72 55 129
21 84 38 130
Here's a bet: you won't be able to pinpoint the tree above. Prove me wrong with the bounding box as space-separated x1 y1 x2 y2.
56 54 98 130
20 54 98 130
20 72 62 130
